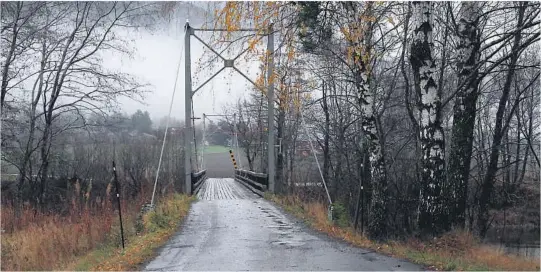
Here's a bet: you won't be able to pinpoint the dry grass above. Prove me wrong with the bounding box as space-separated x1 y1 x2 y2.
69 194 193 271
1 193 147 271
268 194 540 271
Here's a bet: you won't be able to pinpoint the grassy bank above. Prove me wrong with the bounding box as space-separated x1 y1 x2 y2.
1 193 193 271
67 194 193 271
267 194 540 271
1 195 144 271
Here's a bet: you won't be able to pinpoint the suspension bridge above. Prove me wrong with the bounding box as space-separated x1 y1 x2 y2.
144 21 421 271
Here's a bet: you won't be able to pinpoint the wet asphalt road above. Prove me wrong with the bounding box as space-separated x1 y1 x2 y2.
144 178 421 271
203 151 249 178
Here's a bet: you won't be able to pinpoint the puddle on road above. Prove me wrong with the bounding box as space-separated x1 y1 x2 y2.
168 244 194 249
271 240 306 247
267 225 293 229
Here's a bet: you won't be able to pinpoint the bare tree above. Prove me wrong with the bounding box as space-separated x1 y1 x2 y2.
447 1 483 229
477 1 538 237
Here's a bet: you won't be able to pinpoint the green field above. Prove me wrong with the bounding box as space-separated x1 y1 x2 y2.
202 145 231 154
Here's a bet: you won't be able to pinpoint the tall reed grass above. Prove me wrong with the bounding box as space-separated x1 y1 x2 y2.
1 182 150 271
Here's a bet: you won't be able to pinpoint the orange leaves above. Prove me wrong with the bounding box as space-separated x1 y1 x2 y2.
248 37 259 52
253 4 260 27
340 26 352 43
224 2 240 32
287 45 295 61
214 1 281 34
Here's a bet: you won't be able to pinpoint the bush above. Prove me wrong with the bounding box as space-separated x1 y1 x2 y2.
332 201 350 228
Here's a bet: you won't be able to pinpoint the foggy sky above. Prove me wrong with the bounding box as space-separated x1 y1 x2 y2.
104 2 261 126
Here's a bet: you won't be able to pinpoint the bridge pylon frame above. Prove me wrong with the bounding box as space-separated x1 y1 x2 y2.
184 21 276 194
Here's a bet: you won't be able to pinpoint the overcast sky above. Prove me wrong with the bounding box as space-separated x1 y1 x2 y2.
104 2 261 126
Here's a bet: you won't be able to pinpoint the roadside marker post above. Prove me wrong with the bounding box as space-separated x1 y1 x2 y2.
112 160 125 250
229 150 238 169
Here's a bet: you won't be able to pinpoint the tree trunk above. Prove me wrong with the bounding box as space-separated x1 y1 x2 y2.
1 2 23 109
321 80 330 184
447 1 482 229
345 2 388 240
478 2 526 238
410 1 447 235
276 107 285 194
39 118 51 208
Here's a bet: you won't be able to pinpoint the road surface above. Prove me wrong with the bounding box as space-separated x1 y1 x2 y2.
202 150 249 178
144 178 422 271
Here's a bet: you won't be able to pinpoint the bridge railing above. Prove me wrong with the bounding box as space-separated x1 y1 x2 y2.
234 169 268 197
191 169 207 195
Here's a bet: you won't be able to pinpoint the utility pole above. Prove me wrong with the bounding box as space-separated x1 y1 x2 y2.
184 21 193 195
267 24 275 193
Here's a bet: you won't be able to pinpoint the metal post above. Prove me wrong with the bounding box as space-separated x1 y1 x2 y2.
233 113 242 169
361 152 365 234
202 113 206 170
184 21 192 195
267 24 275 193
112 160 125 249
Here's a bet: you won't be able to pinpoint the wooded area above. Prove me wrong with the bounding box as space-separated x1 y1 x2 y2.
0 2 205 221
211 1 540 241
1 1 539 245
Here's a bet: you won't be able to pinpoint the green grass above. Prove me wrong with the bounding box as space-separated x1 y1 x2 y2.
203 145 231 154
72 244 116 271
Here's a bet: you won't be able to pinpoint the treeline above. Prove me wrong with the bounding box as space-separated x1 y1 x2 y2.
1 108 187 212
212 1 540 240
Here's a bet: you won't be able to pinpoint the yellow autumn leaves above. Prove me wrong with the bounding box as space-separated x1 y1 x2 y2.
211 1 313 114
214 2 281 35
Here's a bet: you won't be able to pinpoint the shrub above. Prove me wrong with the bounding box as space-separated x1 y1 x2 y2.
332 201 350 228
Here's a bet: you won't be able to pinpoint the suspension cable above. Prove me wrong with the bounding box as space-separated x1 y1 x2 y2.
151 30 186 206
300 109 332 206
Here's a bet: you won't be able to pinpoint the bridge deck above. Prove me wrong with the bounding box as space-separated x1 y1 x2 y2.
196 177 254 200
144 178 420 271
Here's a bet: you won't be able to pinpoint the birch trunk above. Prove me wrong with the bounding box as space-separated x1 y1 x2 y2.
410 1 446 235
447 1 482 229
349 2 388 240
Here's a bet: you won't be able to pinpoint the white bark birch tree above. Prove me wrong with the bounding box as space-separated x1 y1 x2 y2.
410 1 446 235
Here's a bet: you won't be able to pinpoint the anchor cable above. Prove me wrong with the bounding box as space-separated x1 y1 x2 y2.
151 30 186 206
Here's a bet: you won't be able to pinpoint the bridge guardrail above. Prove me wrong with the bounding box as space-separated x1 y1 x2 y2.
234 169 268 197
191 169 207 195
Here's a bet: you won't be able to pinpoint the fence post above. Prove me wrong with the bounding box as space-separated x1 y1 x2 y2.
112 160 125 249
